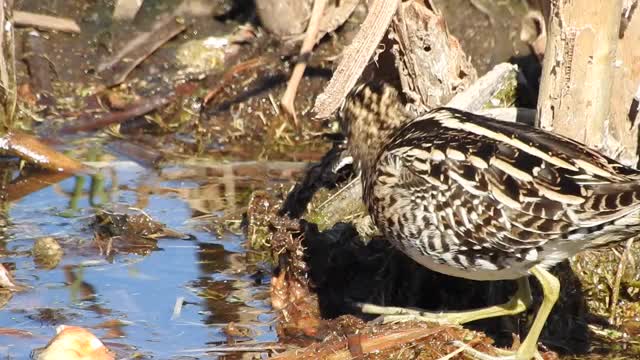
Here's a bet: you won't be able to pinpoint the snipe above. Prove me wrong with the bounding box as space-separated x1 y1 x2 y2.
341 82 640 360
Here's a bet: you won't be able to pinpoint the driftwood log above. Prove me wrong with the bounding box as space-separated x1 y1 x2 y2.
537 0 640 166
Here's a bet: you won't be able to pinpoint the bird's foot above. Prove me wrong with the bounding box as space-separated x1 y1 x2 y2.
357 302 461 325
358 302 544 360
451 340 544 360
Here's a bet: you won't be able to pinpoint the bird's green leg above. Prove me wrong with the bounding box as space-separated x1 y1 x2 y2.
451 266 559 360
359 276 532 325
514 266 559 360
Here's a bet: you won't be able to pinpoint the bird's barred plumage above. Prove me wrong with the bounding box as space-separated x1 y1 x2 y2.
344 83 640 281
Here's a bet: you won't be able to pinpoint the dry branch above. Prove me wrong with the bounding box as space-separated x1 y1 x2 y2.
0 131 84 172
60 91 174 133
312 0 400 119
280 0 327 124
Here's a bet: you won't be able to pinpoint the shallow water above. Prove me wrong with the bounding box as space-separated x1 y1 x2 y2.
0 159 285 358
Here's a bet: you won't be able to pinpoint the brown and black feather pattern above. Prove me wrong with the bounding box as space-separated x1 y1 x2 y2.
345 84 640 281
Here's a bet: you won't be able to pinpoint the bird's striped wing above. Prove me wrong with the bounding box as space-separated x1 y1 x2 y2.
380 108 640 253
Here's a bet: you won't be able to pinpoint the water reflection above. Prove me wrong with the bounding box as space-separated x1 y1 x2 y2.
193 243 269 327
0 157 285 357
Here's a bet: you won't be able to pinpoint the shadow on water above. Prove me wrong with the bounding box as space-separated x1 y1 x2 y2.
0 155 284 358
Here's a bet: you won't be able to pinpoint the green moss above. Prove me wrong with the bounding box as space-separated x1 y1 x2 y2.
485 70 518 108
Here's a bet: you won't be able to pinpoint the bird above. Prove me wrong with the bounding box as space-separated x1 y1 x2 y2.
340 82 640 360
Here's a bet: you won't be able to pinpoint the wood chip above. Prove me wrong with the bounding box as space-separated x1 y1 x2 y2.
13 11 81 33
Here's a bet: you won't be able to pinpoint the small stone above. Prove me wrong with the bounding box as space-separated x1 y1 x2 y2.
33 237 63 270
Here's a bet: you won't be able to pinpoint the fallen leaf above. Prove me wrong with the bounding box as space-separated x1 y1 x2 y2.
36 325 115 360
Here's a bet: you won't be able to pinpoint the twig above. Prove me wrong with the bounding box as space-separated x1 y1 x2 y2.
288 0 360 43
435 342 467 360
203 57 266 105
97 16 186 86
60 91 174 133
280 0 327 125
13 11 81 33
312 0 400 119
609 238 635 324
179 343 286 353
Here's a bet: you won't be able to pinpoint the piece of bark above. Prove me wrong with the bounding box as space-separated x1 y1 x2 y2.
392 0 477 114
607 1 640 166
22 30 53 103
13 11 80 33
537 1 623 158
112 0 143 21
97 16 186 86
312 0 400 119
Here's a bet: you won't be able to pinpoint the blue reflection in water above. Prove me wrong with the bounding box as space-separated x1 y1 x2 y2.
0 161 275 358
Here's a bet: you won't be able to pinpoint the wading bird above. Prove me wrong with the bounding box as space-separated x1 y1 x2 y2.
342 82 640 360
